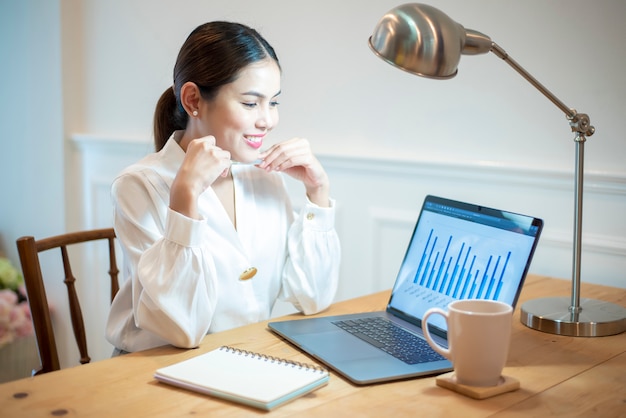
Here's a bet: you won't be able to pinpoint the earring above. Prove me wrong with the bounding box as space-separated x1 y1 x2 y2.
192 110 198 117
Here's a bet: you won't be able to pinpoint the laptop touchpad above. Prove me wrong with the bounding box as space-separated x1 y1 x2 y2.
295 331 385 362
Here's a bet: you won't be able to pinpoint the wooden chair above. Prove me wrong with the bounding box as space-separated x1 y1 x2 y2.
16 228 119 375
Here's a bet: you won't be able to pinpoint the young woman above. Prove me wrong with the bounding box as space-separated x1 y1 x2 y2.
106 21 340 353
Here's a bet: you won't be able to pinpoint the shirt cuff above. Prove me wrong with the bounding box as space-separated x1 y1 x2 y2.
165 207 208 247
300 197 336 231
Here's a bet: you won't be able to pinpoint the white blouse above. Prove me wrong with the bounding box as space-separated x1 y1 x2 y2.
105 134 341 352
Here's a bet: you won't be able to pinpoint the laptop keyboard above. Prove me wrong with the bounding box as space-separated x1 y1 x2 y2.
332 317 446 365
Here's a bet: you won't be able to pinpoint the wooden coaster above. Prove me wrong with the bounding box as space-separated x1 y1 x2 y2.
435 372 520 400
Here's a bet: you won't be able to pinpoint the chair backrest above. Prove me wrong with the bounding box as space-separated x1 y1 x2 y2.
16 228 119 375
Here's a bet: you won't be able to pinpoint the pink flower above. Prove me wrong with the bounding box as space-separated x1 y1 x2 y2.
10 302 33 338
0 288 18 306
0 290 18 346
0 258 38 348
0 288 36 348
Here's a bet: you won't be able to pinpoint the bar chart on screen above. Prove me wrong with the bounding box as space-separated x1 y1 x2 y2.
386 198 542 332
413 228 511 301
389 217 536 324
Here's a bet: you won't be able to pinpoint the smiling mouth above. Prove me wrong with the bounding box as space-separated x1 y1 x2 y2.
244 135 264 149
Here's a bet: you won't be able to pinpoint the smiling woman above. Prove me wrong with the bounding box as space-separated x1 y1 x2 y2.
105 21 341 354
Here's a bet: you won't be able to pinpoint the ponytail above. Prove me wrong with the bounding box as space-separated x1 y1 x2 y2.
153 87 187 151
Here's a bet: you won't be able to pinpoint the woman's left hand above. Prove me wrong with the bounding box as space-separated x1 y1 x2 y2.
258 138 330 207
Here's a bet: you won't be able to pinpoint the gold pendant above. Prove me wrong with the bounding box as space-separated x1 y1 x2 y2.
239 267 257 281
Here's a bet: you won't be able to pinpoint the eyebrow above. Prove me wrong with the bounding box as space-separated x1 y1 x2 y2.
242 90 282 99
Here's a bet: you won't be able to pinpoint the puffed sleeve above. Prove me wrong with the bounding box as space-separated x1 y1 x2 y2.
279 197 341 314
111 171 217 348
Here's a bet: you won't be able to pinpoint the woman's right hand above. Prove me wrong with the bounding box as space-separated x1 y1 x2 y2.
170 136 231 219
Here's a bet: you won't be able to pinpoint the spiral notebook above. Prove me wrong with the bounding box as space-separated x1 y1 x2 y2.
154 346 329 411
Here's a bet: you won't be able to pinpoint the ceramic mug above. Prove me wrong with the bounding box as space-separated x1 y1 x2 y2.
422 299 513 387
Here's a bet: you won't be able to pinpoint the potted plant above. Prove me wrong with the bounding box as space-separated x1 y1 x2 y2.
0 257 38 382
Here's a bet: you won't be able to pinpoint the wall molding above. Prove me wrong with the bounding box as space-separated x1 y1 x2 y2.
71 134 626 294
319 152 626 196
71 133 626 194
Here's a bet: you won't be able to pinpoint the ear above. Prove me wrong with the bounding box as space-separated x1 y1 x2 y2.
180 82 202 116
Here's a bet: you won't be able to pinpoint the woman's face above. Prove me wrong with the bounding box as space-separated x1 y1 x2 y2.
199 59 281 163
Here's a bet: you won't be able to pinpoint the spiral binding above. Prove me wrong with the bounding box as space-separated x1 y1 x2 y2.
219 345 327 374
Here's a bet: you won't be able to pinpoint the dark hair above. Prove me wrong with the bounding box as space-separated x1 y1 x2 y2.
153 21 280 151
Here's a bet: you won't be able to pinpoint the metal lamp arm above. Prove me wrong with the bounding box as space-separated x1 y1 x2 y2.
489 43 595 138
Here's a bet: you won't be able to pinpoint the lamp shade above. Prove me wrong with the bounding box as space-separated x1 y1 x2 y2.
368 3 493 79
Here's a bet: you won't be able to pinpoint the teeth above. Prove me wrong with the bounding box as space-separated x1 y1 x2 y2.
245 136 262 143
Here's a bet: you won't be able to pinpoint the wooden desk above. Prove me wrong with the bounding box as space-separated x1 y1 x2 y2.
1 275 625 417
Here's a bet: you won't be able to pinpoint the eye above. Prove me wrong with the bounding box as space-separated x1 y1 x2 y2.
270 100 280 107
242 102 257 108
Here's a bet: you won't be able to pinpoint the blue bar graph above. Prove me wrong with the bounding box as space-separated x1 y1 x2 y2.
413 229 511 301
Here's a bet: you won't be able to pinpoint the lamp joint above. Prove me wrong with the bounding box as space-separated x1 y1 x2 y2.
569 112 595 138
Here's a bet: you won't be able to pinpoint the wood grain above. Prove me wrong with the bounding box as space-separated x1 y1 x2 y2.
1 275 624 417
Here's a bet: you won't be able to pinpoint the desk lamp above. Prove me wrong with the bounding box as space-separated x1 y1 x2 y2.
368 3 626 337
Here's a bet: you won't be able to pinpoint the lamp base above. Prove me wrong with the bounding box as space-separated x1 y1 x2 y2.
520 297 626 337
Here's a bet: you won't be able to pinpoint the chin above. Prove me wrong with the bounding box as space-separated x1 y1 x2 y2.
233 153 260 164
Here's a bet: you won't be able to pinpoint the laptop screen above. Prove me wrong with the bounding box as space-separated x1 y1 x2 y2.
387 195 543 333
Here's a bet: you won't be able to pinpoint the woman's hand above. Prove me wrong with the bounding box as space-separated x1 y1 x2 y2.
259 138 330 207
170 136 231 219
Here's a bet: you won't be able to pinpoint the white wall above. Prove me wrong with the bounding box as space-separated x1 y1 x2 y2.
0 1 65 252
64 0 626 283
61 0 626 174
0 0 67 375
2 0 625 370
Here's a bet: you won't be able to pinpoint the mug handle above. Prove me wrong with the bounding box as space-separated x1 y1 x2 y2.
422 307 451 359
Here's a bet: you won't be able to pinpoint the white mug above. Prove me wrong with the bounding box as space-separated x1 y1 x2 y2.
422 299 513 387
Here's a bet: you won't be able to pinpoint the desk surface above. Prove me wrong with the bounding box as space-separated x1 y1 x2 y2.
1 275 625 417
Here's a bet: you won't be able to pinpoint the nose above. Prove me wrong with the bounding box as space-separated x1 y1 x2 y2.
256 105 278 131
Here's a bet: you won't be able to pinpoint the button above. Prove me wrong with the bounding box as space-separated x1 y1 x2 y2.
306 213 315 220
239 267 257 281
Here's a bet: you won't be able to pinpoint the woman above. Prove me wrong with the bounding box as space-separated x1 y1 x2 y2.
106 21 340 353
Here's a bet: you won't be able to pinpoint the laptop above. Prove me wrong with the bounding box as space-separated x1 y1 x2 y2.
269 195 543 385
